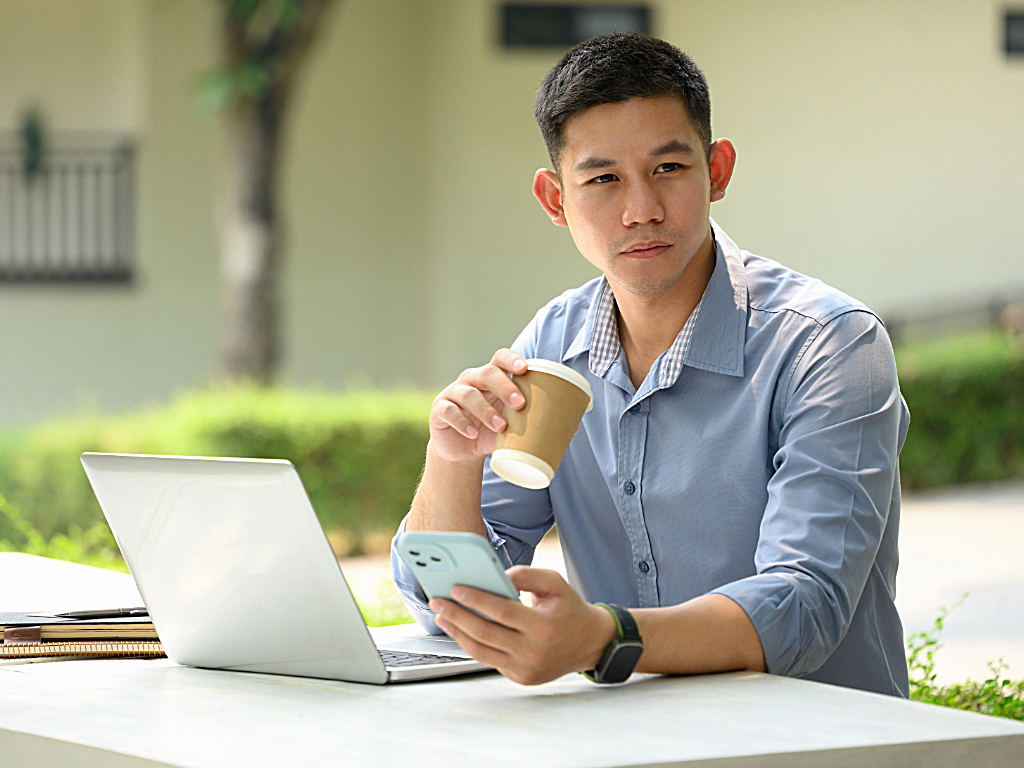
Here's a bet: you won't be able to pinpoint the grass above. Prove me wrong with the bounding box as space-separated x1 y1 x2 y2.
907 595 1024 720
356 576 415 628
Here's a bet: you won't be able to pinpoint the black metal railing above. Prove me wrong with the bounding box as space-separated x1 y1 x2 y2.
0 135 135 284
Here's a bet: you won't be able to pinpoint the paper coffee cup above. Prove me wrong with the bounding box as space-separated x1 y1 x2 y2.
490 359 593 489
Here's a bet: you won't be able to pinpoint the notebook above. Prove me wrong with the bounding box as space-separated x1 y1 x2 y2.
1 612 157 642
1 640 165 662
80 453 490 684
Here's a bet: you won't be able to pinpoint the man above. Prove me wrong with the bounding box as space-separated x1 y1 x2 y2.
392 33 909 696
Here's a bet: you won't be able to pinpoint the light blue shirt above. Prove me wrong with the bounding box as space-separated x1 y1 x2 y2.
392 222 910 697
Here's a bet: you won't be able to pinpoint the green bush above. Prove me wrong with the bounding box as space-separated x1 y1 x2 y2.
0 385 433 556
895 331 1024 490
0 492 125 571
1 329 1022 557
908 595 1024 721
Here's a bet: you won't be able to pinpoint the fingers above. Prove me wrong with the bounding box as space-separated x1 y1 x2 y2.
476 350 529 412
490 348 530 377
432 573 601 687
435 616 513 671
431 351 529 440
430 596 521 659
451 585 526 629
432 385 499 439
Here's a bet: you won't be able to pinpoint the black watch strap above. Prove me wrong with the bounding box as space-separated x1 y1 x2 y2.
584 603 644 684
597 602 640 640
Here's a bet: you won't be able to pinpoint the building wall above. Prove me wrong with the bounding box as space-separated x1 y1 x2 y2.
281 0 431 389
0 0 1022 424
0 0 145 132
674 0 1024 316
421 0 1024 384
417 1 599 383
0 0 217 426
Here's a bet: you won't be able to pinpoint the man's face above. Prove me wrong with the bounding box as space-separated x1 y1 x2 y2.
535 95 730 300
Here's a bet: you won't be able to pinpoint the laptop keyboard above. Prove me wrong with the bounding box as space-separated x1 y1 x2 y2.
379 649 470 668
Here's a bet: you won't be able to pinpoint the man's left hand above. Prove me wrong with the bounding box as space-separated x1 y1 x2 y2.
429 566 617 686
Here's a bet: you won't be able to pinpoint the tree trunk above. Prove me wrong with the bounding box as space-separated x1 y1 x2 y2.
219 93 283 384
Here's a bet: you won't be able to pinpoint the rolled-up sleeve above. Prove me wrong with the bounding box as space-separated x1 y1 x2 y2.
712 310 908 677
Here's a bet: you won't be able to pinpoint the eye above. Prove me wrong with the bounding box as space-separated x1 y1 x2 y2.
655 162 684 174
590 173 617 184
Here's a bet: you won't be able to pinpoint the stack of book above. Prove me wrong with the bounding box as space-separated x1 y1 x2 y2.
1 608 164 662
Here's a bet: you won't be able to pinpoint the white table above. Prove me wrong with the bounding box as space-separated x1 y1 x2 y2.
2 554 1023 768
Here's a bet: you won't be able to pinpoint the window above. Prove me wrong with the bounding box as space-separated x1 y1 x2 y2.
0 134 136 284
1007 11 1024 55
500 3 651 49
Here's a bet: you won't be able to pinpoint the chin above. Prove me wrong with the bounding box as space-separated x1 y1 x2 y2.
616 276 679 298
610 264 686 298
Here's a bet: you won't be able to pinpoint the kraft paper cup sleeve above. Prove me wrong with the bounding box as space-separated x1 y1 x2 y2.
521 359 593 411
490 360 592 489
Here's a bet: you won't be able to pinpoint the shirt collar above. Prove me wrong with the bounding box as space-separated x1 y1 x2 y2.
562 219 747 380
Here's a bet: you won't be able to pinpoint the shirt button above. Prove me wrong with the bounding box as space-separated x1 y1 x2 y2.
623 481 636 495
638 561 650 573
628 404 641 414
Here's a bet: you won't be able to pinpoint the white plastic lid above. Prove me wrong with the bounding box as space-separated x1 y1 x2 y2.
522 359 593 412
490 449 555 490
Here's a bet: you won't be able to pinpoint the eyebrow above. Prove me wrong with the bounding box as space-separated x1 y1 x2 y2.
652 139 696 157
573 139 697 174
573 156 615 173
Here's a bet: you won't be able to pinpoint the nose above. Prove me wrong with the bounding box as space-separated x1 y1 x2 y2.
621 180 665 227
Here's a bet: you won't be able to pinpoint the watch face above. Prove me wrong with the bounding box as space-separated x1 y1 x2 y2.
600 641 644 684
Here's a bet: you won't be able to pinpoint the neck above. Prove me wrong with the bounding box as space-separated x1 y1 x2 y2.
612 231 716 388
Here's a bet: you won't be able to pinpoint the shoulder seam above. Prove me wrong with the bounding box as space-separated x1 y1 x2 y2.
750 304 879 329
774 308 883 409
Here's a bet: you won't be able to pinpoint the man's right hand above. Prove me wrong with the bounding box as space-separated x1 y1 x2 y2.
428 349 529 464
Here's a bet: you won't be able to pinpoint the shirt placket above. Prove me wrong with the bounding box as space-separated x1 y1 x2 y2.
617 396 659 607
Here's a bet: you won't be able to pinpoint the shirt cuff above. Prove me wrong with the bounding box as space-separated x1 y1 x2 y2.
711 571 836 677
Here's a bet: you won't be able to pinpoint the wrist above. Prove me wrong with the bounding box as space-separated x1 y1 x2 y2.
426 439 487 472
406 442 487 537
581 602 619 671
583 603 644 684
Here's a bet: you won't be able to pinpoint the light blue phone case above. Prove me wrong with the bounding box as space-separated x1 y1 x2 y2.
396 532 518 617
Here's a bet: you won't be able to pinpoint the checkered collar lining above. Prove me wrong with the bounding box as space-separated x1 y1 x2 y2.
587 232 716 387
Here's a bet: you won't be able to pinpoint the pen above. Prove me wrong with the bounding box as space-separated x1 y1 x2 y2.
47 608 149 620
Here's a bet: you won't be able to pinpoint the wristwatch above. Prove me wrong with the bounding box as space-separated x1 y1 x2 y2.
584 602 644 684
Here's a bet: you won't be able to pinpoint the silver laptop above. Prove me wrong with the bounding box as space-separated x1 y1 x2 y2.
81 453 490 684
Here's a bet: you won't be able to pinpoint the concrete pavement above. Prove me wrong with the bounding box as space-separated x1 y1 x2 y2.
896 481 1024 685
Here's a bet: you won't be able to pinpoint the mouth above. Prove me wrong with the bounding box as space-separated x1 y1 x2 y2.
621 241 672 259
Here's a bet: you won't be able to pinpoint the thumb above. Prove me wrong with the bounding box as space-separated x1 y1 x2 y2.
506 565 568 597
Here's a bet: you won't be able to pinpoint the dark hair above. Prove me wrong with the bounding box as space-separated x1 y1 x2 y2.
534 33 712 174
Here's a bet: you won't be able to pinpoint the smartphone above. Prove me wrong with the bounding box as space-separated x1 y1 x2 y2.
395 531 518 618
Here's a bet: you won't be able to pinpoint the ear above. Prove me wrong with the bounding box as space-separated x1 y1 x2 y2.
708 139 736 203
533 169 568 226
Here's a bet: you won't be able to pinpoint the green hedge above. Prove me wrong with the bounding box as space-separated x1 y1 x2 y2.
1 331 1022 558
0 386 433 556
895 332 1024 490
